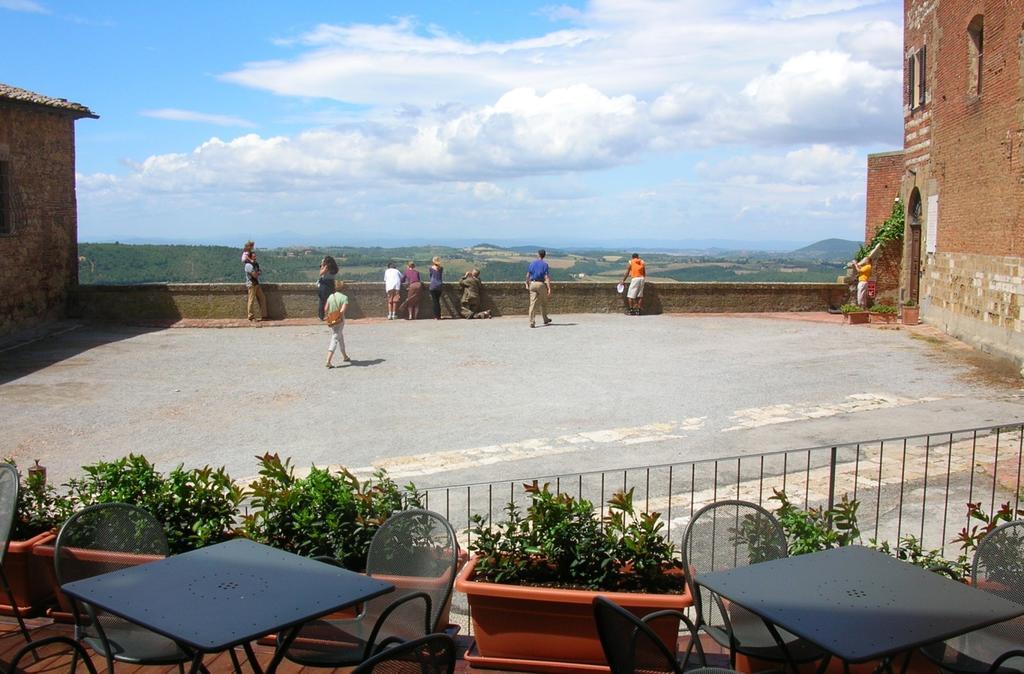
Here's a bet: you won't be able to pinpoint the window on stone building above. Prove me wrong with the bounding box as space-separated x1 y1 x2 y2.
968 15 984 96
0 160 11 236
907 47 927 110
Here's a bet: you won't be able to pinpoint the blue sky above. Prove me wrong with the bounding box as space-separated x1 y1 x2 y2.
1 0 903 248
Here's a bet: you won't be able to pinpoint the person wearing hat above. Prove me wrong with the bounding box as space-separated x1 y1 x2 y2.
621 253 646 316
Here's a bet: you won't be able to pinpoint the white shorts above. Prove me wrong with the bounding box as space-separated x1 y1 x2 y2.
627 277 645 299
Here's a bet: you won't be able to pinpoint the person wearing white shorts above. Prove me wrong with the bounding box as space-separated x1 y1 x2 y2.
621 253 647 316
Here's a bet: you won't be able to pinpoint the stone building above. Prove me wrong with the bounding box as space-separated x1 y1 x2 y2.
0 83 96 338
866 0 1023 369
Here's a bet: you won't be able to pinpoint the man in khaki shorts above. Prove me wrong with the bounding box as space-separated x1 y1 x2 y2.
621 253 646 316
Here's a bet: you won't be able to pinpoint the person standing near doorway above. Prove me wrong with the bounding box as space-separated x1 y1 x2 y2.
852 246 878 308
620 253 646 316
384 262 403 319
525 249 552 328
245 250 268 322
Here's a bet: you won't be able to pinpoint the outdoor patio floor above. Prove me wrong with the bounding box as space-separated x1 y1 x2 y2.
0 615 944 674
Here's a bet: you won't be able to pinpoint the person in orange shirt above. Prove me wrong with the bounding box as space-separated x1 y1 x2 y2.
621 253 646 316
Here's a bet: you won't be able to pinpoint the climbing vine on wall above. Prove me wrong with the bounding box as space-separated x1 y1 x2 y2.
856 196 905 260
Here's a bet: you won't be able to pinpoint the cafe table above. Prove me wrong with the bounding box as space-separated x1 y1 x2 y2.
60 538 395 674
695 545 1024 673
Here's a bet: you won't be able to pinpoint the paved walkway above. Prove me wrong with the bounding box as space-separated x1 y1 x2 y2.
2 313 1022 487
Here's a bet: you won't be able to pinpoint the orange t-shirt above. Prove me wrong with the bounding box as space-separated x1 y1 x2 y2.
628 258 646 278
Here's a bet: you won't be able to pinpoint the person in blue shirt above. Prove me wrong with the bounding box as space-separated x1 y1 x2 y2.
524 249 552 328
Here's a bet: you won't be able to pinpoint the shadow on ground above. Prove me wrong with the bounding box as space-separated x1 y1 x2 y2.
0 322 167 386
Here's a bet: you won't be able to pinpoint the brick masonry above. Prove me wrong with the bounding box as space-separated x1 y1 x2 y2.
71 282 847 321
864 1 1024 369
865 152 906 304
0 97 92 338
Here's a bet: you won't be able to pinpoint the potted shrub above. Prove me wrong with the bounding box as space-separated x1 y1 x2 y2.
868 304 898 324
242 453 422 570
841 303 869 325
36 454 243 621
1 461 74 617
456 482 690 673
902 300 919 325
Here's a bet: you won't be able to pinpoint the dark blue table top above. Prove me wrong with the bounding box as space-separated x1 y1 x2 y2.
696 545 1024 663
61 538 394 652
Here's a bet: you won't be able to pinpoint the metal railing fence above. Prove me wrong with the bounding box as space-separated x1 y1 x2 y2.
421 422 1024 629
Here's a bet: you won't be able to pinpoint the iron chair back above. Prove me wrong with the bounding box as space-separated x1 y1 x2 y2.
681 499 825 670
0 464 33 648
283 509 460 667
54 502 193 674
349 634 456 674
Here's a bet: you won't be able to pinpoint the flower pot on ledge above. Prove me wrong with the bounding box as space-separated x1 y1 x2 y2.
455 556 692 673
901 307 919 325
33 541 165 622
843 311 869 325
869 312 896 324
0 531 56 617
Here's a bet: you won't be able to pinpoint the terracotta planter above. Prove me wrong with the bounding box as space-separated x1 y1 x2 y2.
869 312 897 324
901 307 919 325
0 531 56 617
34 542 164 622
843 311 869 325
456 556 692 673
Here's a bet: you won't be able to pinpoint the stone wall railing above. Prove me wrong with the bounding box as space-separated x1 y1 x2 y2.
71 282 846 321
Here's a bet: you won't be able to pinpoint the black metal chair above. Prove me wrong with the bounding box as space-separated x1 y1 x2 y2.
920 520 1024 674
4 635 100 674
281 509 460 668
681 500 827 672
54 503 197 674
0 463 34 649
593 595 741 674
348 633 456 674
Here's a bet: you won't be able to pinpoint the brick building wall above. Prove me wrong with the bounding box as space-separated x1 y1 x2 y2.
878 0 1024 369
0 88 94 338
865 152 905 304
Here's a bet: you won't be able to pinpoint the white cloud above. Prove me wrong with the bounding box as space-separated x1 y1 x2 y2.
142 108 258 128
697 145 863 186
0 0 48 13
76 1 902 244
758 0 880 20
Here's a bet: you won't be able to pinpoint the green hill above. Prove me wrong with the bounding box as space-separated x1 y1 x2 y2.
788 238 861 262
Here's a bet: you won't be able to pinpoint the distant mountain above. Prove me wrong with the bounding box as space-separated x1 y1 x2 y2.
788 238 861 262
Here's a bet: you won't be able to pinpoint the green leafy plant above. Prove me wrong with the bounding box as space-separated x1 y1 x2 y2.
66 455 243 554
468 482 683 593
241 453 421 571
4 461 74 540
770 489 860 554
903 299 917 308
869 536 970 580
869 304 897 315
856 196 904 260
954 501 1024 555
840 303 866 314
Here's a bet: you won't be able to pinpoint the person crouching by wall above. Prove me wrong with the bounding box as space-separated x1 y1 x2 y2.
324 280 351 368
317 255 339 321
459 269 492 319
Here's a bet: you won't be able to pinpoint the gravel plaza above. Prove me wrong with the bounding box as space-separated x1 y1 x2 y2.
2 312 1023 488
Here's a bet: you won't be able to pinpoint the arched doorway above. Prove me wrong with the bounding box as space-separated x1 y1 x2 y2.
907 188 923 303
